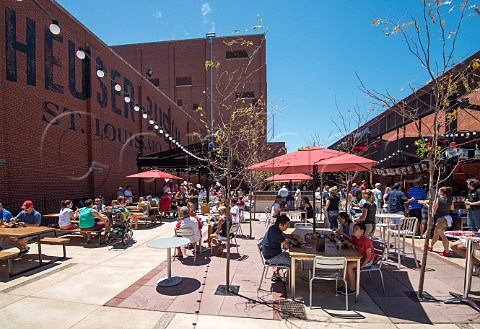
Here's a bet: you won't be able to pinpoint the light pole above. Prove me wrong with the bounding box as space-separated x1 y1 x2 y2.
206 32 216 138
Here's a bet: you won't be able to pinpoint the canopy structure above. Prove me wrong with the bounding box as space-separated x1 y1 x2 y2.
126 170 183 180
247 146 377 232
265 173 312 183
246 146 377 174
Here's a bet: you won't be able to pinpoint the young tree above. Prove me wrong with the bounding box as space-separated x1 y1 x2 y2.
366 0 480 298
196 29 278 292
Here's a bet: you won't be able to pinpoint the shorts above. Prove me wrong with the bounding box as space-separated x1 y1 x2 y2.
364 223 376 237
435 217 448 230
60 224 77 230
265 252 291 267
81 222 106 231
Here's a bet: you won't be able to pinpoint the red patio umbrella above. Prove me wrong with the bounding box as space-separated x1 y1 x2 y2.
247 147 377 232
126 170 183 194
126 170 183 180
265 173 312 183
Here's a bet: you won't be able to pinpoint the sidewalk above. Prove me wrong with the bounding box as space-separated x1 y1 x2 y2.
0 213 479 328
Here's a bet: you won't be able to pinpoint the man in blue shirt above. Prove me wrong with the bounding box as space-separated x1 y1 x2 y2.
5 200 41 255
407 183 427 235
386 183 415 215
0 202 13 222
262 215 291 280
0 202 13 250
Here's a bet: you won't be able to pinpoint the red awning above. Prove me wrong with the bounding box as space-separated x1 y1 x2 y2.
126 170 183 180
265 173 312 182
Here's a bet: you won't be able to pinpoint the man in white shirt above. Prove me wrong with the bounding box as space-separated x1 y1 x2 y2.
373 183 383 213
278 185 289 204
230 199 240 224
175 206 201 257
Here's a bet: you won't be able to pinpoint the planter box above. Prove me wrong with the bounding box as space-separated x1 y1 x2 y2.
200 205 210 215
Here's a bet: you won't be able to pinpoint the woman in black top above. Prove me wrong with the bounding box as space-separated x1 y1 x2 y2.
465 178 480 232
429 186 453 257
356 189 377 237
301 197 314 219
324 187 340 229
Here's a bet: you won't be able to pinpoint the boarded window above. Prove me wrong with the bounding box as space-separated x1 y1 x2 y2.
236 91 255 99
176 77 192 86
148 78 159 87
226 50 248 59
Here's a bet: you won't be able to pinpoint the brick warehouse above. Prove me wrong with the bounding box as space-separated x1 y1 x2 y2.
0 0 204 209
0 1 279 211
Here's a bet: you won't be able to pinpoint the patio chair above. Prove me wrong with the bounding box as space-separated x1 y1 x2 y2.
265 207 273 227
174 227 200 262
211 223 241 256
388 216 419 269
309 255 348 310
256 237 290 291
360 241 386 292
288 211 302 223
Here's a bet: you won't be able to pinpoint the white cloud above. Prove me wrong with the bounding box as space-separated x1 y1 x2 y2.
153 11 162 18
210 21 216 32
201 3 212 16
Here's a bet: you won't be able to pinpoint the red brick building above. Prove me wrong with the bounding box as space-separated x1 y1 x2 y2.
0 1 281 212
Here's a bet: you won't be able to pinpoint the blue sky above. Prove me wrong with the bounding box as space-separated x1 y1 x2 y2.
56 0 479 152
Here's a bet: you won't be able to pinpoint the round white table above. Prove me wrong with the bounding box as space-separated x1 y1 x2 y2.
147 237 190 286
444 231 480 312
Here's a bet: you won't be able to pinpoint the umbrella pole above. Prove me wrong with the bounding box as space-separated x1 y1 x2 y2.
313 165 317 233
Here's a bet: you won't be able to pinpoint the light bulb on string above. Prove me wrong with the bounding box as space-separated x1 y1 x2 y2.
172 139 176 143
154 124 159 130
169 137 173 141
76 47 86 59
142 113 148 119
159 129 163 134
114 83 121 92
96 68 105 78
49 20 61 35
134 105 140 112
124 93 131 103
165 133 170 137
473 132 477 135
149 119 154 125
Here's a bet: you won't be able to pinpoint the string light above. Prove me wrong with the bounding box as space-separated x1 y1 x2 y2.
142 113 148 119
114 83 121 92
49 20 60 35
96 67 105 78
165 133 170 137
149 119 154 125
134 105 140 112
159 129 164 133
124 93 131 103
154 124 159 130
76 47 86 59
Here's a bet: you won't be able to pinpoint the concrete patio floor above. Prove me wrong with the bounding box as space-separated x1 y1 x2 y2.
1 212 480 328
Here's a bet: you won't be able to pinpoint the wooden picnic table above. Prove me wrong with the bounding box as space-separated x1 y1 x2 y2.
284 227 362 301
0 226 56 275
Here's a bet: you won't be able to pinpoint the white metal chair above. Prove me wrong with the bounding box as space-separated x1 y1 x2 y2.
257 237 290 291
288 211 302 224
212 223 241 255
360 241 386 292
388 216 419 269
309 256 348 310
265 207 272 227
174 227 200 262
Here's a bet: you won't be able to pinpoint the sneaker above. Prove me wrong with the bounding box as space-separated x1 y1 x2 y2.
473 265 480 277
18 247 30 256
427 246 433 251
439 251 452 257
336 286 347 295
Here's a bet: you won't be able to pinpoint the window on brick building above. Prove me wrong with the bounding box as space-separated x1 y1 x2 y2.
226 50 249 59
176 77 192 86
192 103 199 111
235 91 255 99
148 78 159 87
177 99 183 107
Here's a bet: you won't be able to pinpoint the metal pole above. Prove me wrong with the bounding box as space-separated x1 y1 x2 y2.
313 165 317 233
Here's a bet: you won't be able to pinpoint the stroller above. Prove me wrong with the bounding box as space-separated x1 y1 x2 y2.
106 206 133 245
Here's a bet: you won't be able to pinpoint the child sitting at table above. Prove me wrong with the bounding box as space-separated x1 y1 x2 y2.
337 222 374 296
335 211 354 240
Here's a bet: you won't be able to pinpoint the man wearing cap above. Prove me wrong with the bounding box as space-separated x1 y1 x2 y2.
5 200 42 255
117 186 124 198
385 183 415 215
175 206 201 258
